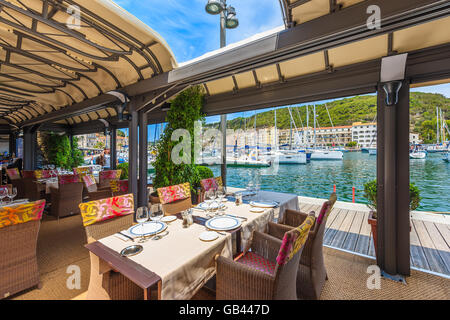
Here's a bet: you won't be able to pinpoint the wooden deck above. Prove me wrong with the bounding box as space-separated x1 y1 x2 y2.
298 199 450 277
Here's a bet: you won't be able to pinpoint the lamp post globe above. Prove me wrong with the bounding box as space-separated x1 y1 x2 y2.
205 0 224 15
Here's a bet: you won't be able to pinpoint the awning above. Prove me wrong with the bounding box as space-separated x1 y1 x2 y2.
0 0 176 125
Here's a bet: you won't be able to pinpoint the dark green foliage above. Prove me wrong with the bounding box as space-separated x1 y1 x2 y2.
363 179 421 219
208 92 449 143
152 86 206 194
40 133 84 169
196 166 214 180
346 141 358 147
117 162 129 179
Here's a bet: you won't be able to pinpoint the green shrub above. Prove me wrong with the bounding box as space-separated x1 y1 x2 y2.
117 162 129 179
40 133 84 169
363 179 421 219
197 166 214 180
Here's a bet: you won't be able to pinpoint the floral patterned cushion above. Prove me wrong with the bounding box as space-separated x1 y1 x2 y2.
276 214 315 266
0 184 11 194
58 174 80 185
317 193 337 225
200 178 218 192
6 168 20 180
236 251 276 275
82 175 97 188
99 170 122 181
110 180 128 193
79 193 134 227
215 176 223 187
157 182 191 204
74 167 93 177
0 200 46 228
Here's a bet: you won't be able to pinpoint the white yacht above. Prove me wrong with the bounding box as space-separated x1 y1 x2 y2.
310 149 344 160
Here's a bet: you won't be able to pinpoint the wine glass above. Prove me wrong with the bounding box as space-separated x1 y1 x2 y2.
136 206 149 242
150 204 163 222
9 187 17 203
205 189 217 215
0 188 7 205
216 186 226 214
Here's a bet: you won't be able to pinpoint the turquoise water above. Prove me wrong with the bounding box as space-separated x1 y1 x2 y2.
207 152 450 213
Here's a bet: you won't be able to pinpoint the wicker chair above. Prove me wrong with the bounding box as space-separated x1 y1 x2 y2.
199 177 223 202
98 170 121 189
216 213 315 300
268 193 337 300
109 180 129 196
79 194 142 300
156 182 192 215
50 182 83 219
82 174 112 201
0 200 46 298
22 178 42 201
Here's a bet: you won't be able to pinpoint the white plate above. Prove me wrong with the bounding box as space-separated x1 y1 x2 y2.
161 216 177 223
205 216 241 231
250 207 265 213
250 200 278 208
199 231 219 242
197 201 225 210
129 221 167 236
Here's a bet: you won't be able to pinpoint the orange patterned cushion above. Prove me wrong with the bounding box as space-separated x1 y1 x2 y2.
99 170 121 181
237 251 276 275
6 168 20 180
58 174 79 185
200 178 218 192
157 182 191 204
82 174 97 188
79 193 134 227
74 167 93 177
110 180 128 193
276 214 315 265
0 200 45 228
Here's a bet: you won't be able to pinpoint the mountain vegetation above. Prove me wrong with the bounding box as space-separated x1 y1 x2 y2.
207 92 449 144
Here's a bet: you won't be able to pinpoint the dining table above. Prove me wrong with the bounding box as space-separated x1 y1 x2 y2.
85 189 300 300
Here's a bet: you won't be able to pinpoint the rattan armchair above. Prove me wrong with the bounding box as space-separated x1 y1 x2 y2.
79 194 142 300
269 193 337 300
82 175 112 201
0 200 46 299
157 182 192 215
216 213 315 300
50 182 84 219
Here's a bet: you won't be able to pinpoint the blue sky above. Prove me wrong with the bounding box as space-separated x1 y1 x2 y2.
115 1 450 140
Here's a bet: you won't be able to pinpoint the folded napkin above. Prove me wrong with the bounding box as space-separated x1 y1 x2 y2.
114 228 139 242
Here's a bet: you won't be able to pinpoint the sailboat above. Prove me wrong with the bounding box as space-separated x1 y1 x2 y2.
410 145 427 159
271 108 307 164
310 105 343 160
427 107 449 153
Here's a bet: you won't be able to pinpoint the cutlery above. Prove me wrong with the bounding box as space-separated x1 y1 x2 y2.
225 214 248 221
117 231 135 242
152 230 169 240
205 227 226 235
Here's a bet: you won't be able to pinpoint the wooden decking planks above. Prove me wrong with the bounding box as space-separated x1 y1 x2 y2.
298 199 450 276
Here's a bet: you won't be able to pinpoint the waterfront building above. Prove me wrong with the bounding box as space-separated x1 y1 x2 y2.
351 122 377 148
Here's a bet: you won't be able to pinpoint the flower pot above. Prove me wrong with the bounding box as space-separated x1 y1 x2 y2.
368 211 378 257
149 192 160 204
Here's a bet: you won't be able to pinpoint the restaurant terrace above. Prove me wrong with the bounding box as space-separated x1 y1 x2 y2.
0 0 449 301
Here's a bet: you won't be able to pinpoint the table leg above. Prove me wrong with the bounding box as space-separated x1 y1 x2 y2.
144 280 162 300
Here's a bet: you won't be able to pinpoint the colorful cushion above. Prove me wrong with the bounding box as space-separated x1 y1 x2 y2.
0 200 45 228
6 168 20 180
317 193 337 225
276 214 315 266
157 182 191 204
215 176 223 187
82 174 97 188
110 180 128 193
0 184 11 194
79 193 134 227
200 178 218 192
74 167 93 177
58 174 80 185
22 170 35 178
237 251 276 275
99 170 122 181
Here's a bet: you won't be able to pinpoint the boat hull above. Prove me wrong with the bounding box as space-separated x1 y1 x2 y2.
310 150 343 160
410 152 426 159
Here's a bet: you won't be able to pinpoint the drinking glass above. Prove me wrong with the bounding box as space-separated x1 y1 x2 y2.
0 188 7 205
10 187 17 203
136 206 149 240
150 204 163 222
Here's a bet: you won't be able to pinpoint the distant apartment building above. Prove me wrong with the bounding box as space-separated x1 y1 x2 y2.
410 133 422 145
76 133 127 152
351 122 377 148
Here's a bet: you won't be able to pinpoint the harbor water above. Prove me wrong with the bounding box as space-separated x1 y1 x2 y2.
207 151 450 213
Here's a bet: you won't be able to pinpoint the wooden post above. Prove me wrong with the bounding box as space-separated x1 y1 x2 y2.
9 132 16 157
138 110 148 208
376 80 410 277
128 99 138 211
23 126 38 170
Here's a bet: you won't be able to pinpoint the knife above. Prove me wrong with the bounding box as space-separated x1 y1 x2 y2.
117 231 134 242
225 214 248 221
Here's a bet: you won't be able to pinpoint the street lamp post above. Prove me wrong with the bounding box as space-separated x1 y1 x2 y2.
205 0 238 186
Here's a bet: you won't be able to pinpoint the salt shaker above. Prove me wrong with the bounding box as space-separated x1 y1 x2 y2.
235 193 243 206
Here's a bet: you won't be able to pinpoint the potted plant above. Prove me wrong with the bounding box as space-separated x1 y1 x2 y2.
363 179 421 256
150 85 208 204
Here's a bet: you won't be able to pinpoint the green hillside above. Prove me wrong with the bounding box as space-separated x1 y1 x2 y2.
207 92 450 144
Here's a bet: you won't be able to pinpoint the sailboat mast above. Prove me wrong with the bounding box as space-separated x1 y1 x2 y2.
436 107 440 144
306 105 309 147
313 104 316 147
274 109 278 151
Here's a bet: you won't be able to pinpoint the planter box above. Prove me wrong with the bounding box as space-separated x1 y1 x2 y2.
368 211 378 257
149 192 160 204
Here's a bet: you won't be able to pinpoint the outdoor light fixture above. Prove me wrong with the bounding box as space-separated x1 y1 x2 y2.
205 0 224 14
98 119 110 136
205 0 239 47
114 103 131 122
380 53 408 106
